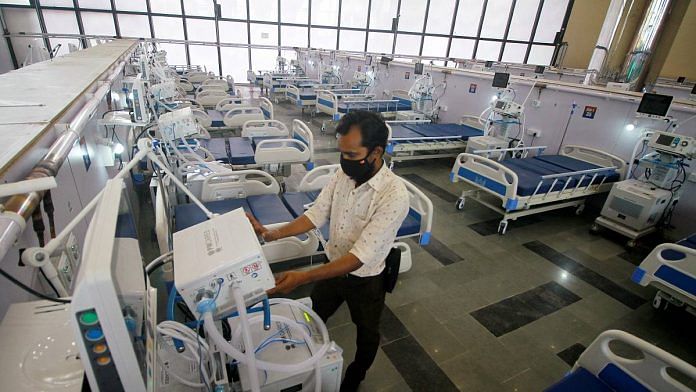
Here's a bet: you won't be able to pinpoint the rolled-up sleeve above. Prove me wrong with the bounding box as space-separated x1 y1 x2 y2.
303 172 338 229
349 182 409 266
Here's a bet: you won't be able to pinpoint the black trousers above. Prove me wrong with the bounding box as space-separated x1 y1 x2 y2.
310 273 386 390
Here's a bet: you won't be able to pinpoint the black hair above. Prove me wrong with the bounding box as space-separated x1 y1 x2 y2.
335 110 388 153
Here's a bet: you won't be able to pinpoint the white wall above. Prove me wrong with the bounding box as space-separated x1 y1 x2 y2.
300 51 696 239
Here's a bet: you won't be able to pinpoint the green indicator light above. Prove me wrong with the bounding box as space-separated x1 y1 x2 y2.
303 312 311 323
80 311 99 325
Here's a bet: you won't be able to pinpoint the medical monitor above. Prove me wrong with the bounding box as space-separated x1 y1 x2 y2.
636 93 673 118
691 84 696 95
414 62 424 75
380 56 393 65
485 61 494 68
534 65 545 74
677 76 686 84
492 72 510 88
71 178 147 392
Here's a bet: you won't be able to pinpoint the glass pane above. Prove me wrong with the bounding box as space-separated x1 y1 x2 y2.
395 34 421 56
369 0 398 30
507 0 540 41
189 45 218 74
118 14 150 38
184 0 214 16
220 0 247 19
79 0 112 9
250 23 278 45
449 38 475 58
159 43 186 65
249 0 278 22
340 0 368 28
398 0 427 33
501 42 527 63
50 38 81 55
219 21 248 44
281 49 296 63
186 18 216 42
339 30 366 52
281 0 309 24
453 0 485 36
475 40 501 60
480 0 513 39
311 0 339 26
41 0 72 7
422 36 448 58
534 0 569 43
150 0 181 14
114 0 146 12
250 48 278 71
367 32 394 54
426 0 456 35
82 12 116 36
527 44 554 64
43 10 79 34
152 16 184 40
281 25 308 47
221 47 249 82
310 27 337 49
5 8 42 65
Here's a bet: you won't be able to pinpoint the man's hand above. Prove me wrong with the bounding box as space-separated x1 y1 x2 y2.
246 212 267 236
267 271 309 295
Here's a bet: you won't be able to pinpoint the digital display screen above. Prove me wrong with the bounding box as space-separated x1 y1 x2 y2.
677 76 686 83
485 61 493 68
691 84 696 95
655 134 675 146
492 72 510 88
637 93 672 116
380 56 392 65
414 63 424 75
495 100 506 109
534 65 545 74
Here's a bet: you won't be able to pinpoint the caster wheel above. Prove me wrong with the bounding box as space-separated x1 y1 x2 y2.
498 220 508 235
575 205 585 215
627 240 637 248
590 223 600 234
455 198 466 211
652 294 668 310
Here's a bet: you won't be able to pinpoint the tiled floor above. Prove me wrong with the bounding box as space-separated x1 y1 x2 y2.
142 87 696 391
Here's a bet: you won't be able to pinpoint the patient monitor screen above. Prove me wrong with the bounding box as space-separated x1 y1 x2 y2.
492 72 510 88
637 93 673 117
655 134 675 147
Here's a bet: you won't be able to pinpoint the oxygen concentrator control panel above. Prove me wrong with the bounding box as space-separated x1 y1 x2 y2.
157 107 199 141
173 208 275 318
492 99 523 117
647 131 696 159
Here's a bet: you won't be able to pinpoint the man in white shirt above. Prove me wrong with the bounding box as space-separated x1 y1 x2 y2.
247 111 410 391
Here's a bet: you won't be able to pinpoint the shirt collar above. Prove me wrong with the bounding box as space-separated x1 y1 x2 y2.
360 161 389 191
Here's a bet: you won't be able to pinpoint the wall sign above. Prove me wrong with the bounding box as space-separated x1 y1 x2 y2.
80 136 91 171
469 83 477 93
405 71 410 80
582 106 597 119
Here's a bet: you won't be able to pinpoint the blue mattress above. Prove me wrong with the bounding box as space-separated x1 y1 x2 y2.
204 138 230 163
208 110 224 127
545 367 612 392
338 100 412 114
228 138 256 165
499 156 619 196
391 124 429 139
116 213 137 239
406 123 483 138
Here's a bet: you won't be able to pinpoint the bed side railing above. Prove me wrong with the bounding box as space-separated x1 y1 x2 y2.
401 178 434 245
241 119 288 138
259 97 274 120
561 145 628 180
201 169 280 201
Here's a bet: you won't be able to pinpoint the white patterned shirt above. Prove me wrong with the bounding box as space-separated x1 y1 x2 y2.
304 164 410 277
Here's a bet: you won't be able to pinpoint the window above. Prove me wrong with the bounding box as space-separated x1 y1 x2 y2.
114 0 146 12
152 16 184 40
480 0 513 39
398 0 427 33
501 42 527 63
453 0 485 36
370 0 398 30
534 0 569 43
340 0 368 28
507 0 540 41
422 36 448 58
78 0 111 9
426 0 456 35
395 34 421 56
367 32 393 54
4 8 42 65
43 10 79 34
475 40 501 61
221 47 249 82
310 27 337 50
82 12 116 36
159 43 186 65
118 14 151 38
219 21 248 44
150 0 181 15
311 0 338 26
250 48 278 71
189 45 218 74
281 0 308 24
250 23 278 46
527 44 554 65
40 0 72 7
185 0 215 17
220 0 247 19
281 25 308 48
339 30 366 52
449 38 475 59
187 18 216 42
249 0 278 22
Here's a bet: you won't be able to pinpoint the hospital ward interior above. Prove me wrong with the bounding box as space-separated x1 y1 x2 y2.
1 0 696 391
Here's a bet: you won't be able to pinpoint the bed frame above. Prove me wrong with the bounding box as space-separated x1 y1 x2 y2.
285 83 347 112
222 97 274 128
451 145 626 234
232 118 314 169
315 89 413 121
183 70 213 84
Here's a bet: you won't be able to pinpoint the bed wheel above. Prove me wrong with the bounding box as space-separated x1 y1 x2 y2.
498 220 508 235
590 223 600 234
652 293 668 310
626 239 637 248
455 198 466 211
575 204 585 215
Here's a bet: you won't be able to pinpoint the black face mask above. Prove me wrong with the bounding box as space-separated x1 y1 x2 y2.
340 151 375 185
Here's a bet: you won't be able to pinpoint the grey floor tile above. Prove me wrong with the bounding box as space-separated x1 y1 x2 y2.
382 336 459 392
502 368 555 392
385 275 445 309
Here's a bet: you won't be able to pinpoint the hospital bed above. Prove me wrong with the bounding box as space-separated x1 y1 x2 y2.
183 69 215 84
451 145 626 234
316 89 414 121
546 330 695 391
286 85 355 112
264 75 313 102
192 97 274 130
201 119 314 170
155 164 433 261
386 120 484 167
632 233 696 313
